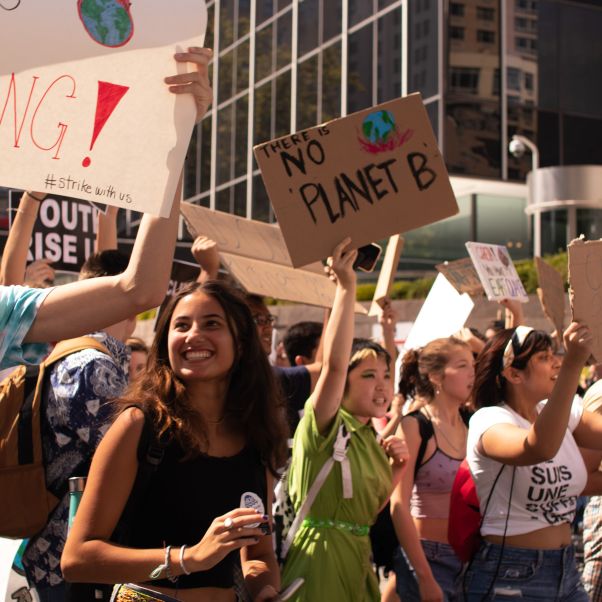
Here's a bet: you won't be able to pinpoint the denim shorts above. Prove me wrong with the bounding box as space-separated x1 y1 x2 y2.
458 541 588 601
393 540 462 601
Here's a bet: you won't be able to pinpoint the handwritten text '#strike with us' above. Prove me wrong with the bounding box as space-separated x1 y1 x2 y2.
43 173 132 203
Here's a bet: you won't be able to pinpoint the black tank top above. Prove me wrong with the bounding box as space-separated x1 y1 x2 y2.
126 438 267 589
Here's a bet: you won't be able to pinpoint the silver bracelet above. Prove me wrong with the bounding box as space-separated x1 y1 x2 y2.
179 544 191 575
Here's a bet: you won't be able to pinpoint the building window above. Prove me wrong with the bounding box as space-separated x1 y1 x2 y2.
492 68 500 96
476 195 529 260
515 16 536 32
450 2 464 16
507 67 521 91
515 36 537 53
477 29 495 43
450 26 465 40
515 0 538 12
524 72 534 91
450 67 480 94
476 7 495 21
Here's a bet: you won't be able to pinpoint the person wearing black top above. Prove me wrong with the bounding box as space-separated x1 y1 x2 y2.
62 280 289 602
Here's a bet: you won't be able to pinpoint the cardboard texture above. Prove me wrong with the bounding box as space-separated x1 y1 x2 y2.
0 1 206 217
180 202 292 265
465 242 528 303
568 238 602 361
403 274 474 351
535 256 565 335
435 257 484 297
369 235 404 317
180 202 365 311
253 93 459 267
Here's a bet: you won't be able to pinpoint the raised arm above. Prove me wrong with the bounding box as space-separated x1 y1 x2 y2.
24 48 213 343
310 238 357 434
379 296 399 361
481 322 592 465
25 181 181 342
95 205 119 252
501 298 524 329
192 235 220 283
0 191 45 285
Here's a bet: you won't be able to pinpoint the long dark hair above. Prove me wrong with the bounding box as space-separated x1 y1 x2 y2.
472 328 552 409
117 280 289 475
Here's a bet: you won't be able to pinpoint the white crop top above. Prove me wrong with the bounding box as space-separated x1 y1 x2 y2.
466 400 587 537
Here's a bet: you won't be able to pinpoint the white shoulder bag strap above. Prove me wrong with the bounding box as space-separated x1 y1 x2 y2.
282 423 352 557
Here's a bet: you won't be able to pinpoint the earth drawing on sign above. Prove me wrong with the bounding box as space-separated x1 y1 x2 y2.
358 109 414 154
78 0 134 48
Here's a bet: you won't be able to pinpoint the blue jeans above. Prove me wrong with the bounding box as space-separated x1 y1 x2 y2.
394 540 462 601
458 541 588 601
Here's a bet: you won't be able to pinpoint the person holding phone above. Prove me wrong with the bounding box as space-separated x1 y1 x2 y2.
62 280 289 602
279 238 407 601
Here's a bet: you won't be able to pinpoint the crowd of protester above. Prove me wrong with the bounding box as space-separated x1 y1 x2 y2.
3 44 602 602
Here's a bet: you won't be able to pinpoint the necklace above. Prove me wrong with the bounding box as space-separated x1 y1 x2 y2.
422 406 466 455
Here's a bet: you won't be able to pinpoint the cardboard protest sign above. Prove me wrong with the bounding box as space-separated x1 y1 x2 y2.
368 235 404 317
403 274 474 350
253 93 458 267
465 242 528 303
8 190 99 273
180 202 292 265
535 257 565 335
180 202 366 312
568 238 602 361
0 1 206 217
435 257 484 297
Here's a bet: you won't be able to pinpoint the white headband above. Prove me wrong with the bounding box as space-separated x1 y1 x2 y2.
502 326 534 370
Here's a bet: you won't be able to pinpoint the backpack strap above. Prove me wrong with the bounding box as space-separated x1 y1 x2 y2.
17 365 43 465
479 463 506 528
44 336 111 367
282 423 352 558
404 410 434 479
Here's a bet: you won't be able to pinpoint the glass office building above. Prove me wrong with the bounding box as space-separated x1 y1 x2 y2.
2 0 601 271
179 0 602 272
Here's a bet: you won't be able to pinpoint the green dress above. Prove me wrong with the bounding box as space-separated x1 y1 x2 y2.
281 401 392 601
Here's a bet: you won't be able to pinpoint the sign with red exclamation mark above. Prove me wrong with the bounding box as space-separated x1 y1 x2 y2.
82 81 129 167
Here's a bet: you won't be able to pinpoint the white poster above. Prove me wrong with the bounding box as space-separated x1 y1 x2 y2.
403 274 474 351
465 241 528 303
0 0 207 216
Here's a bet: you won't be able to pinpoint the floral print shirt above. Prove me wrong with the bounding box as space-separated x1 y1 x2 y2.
22 332 129 589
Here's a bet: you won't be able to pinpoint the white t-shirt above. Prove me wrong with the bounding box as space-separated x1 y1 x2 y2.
466 400 587 537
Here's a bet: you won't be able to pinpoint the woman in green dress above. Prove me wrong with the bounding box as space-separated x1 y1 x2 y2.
281 239 408 601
